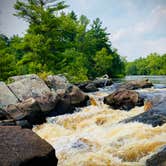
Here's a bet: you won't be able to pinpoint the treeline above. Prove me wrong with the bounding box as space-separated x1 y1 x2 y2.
0 0 125 82
126 53 166 75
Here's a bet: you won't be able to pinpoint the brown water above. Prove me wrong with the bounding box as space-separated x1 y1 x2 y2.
33 90 166 166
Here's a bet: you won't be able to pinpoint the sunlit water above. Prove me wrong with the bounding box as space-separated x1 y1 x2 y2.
33 86 166 166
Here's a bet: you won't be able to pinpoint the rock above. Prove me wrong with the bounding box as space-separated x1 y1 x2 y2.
146 146 166 166
46 74 69 90
119 79 153 90
9 74 38 82
0 108 10 120
104 89 144 110
0 126 58 166
0 82 18 108
8 75 51 101
0 119 16 126
76 77 113 92
49 85 89 116
123 101 166 127
6 98 45 126
35 91 59 113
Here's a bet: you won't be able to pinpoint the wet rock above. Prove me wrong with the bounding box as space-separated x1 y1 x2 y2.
146 146 166 166
0 108 10 120
0 126 58 166
76 78 113 92
123 101 166 127
49 85 89 116
6 98 45 127
104 89 144 110
0 82 18 108
46 74 69 90
119 79 153 90
8 75 51 101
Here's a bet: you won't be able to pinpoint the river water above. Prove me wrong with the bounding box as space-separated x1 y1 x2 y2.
33 76 166 166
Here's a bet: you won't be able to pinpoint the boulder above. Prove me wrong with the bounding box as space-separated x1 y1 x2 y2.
46 74 69 90
35 91 59 113
8 75 51 101
0 126 58 166
104 89 144 110
49 85 89 116
0 82 18 108
123 101 166 127
6 98 45 127
146 146 166 166
9 74 38 82
76 78 113 92
119 79 153 90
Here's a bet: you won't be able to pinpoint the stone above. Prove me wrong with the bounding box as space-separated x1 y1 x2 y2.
123 101 166 127
104 89 144 110
35 91 59 113
49 85 89 116
0 126 58 166
146 146 166 166
9 74 38 82
8 75 51 101
0 82 18 108
46 74 69 90
6 98 45 126
119 79 153 90
0 108 10 120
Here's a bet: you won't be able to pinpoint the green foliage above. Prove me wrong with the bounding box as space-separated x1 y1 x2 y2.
0 0 126 82
126 53 166 75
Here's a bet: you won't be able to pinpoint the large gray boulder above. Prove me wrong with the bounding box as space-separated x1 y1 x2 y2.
0 126 58 166
8 75 51 101
9 74 38 82
0 82 18 108
46 74 69 90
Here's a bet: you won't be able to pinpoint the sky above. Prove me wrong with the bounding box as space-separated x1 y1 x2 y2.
0 0 166 61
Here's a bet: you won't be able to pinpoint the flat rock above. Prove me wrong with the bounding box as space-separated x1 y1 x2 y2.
119 79 153 90
8 75 51 101
0 126 58 166
9 74 38 82
0 82 18 108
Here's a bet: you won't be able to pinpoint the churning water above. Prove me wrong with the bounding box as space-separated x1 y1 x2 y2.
33 85 166 166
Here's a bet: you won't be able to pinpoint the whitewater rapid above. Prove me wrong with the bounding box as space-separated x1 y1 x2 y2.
33 89 166 166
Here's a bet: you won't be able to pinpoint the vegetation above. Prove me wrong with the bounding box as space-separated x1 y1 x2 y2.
126 53 166 75
0 0 125 82
0 0 165 83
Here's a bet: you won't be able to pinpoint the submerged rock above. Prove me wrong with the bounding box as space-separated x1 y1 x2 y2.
104 89 144 110
0 82 18 108
123 101 166 127
146 146 166 166
119 79 153 90
0 126 58 166
8 75 51 101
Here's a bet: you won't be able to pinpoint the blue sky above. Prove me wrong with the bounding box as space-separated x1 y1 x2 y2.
0 0 166 61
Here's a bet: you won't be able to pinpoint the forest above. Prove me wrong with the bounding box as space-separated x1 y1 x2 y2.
0 0 165 82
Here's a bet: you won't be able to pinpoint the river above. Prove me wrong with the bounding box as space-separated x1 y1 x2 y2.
33 76 166 166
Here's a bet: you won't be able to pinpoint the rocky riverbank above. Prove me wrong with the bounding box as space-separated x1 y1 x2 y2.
0 74 166 165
